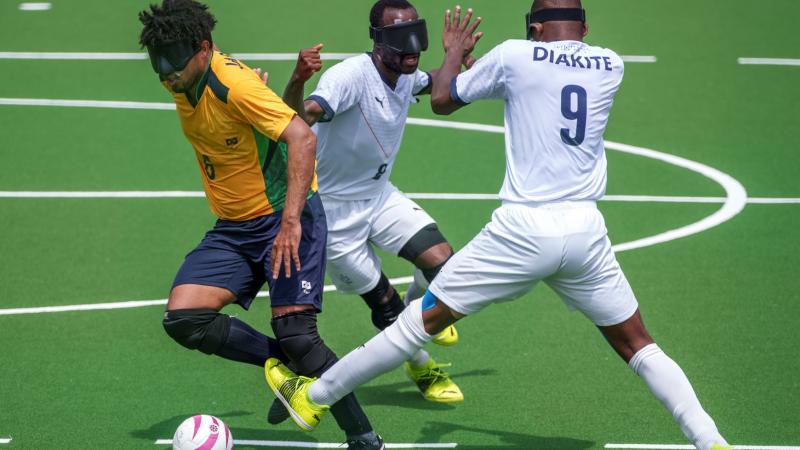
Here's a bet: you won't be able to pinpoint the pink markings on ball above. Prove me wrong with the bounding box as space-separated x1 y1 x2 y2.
195 417 220 450
191 415 203 440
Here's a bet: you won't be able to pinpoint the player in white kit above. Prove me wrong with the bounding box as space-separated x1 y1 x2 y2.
273 0 471 406
266 2 731 449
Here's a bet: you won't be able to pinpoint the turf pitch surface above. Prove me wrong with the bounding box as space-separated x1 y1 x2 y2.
1 0 799 448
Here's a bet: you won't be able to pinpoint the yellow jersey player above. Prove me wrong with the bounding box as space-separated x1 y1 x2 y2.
138 1 383 448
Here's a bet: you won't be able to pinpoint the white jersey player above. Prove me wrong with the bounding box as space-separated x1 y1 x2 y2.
277 0 473 406
266 3 732 450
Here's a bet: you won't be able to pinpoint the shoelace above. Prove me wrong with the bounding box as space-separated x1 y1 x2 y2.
279 375 311 399
414 362 453 387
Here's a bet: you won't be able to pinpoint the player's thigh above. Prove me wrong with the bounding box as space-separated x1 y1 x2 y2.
369 184 437 256
320 195 382 294
545 218 639 327
170 231 258 311
430 207 563 316
265 194 329 311
326 242 382 295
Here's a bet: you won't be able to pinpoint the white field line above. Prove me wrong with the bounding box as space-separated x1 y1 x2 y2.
0 51 655 63
606 445 800 450
18 2 51 11
155 439 456 448
0 277 414 316
0 98 174 110
621 55 657 63
0 438 10 444
2 191 797 205
738 57 800 67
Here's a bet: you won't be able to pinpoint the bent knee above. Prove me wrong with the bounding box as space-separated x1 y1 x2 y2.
162 309 231 355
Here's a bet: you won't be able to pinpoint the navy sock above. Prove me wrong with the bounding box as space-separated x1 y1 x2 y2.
215 317 289 366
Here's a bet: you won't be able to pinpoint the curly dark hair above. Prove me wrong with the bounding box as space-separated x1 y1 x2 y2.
369 0 416 28
138 0 216 48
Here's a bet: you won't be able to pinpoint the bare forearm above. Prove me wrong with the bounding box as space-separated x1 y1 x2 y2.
431 50 466 115
283 77 309 123
282 132 316 224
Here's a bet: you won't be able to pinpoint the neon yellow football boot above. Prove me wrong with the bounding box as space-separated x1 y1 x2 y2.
264 358 329 432
404 358 464 403
710 445 732 450
432 324 459 346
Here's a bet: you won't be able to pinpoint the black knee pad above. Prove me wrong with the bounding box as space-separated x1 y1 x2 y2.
420 254 451 283
399 223 448 263
361 273 405 330
163 309 231 355
271 311 338 377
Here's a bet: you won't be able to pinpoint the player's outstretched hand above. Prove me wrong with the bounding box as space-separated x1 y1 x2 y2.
442 5 483 58
291 44 324 84
271 218 302 279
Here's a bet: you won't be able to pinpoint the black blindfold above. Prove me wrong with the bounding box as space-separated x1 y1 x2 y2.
370 19 429 55
526 8 586 39
147 40 200 76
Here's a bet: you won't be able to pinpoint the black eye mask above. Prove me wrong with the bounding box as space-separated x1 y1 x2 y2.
370 19 429 55
147 39 200 76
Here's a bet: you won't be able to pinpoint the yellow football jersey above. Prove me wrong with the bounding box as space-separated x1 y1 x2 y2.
168 51 316 221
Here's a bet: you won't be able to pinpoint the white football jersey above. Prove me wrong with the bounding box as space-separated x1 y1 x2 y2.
452 39 624 203
309 53 431 200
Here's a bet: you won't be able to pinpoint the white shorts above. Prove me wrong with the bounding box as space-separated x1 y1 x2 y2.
321 183 435 294
429 201 639 326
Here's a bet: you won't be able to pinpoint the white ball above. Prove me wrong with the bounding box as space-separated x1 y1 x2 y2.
172 415 233 450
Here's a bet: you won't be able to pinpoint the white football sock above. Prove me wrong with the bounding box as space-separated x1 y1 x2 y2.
629 344 728 450
404 269 429 306
408 348 431 368
309 299 432 406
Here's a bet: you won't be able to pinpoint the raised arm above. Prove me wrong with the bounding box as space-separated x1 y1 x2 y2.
283 44 326 126
431 6 482 115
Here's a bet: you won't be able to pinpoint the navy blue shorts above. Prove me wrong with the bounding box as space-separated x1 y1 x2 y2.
173 194 327 311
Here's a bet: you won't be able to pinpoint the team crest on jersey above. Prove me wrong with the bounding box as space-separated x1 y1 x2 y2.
225 137 238 147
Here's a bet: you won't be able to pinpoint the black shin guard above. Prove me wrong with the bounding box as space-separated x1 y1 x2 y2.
271 311 373 436
271 311 338 376
361 273 405 330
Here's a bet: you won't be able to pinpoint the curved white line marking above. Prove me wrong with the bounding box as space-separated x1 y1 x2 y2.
406 117 748 253
603 142 747 251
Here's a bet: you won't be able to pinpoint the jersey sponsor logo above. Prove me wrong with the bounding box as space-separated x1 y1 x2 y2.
533 46 614 71
374 96 386 108
301 280 312 294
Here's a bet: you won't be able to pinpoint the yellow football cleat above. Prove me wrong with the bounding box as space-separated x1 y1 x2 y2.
710 445 732 450
404 358 464 403
432 324 459 346
264 358 329 432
